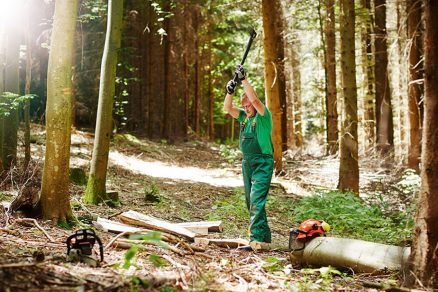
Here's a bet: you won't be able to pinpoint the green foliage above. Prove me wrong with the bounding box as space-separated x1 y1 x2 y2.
0 93 35 118
123 231 164 270
148 0 175 44
123 245 139 269
292 190 415 245
395 169 421 195
263 256 286 272
143 182 161 203
207 189 248 236
57 217 77 229
79 0 106 24
301 266 347 287
148 254 168 268
129 276 150 291
114 73 136 130
144 182 160 196
218 144 240 163
129 231 163 246
0 192 13 201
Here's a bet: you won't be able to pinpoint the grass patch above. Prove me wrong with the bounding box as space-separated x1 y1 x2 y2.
292 190 415 245
207 188 248 237
0 192 13 201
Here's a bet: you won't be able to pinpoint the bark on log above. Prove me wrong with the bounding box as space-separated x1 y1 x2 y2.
291 237 410 273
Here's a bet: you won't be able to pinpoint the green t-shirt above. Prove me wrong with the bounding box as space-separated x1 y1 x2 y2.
237 105 273 156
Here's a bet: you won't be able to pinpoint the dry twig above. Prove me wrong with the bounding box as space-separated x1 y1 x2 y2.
15 218 55 242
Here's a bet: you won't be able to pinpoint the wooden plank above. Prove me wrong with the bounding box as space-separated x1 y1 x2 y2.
93 217 146 233
117 210 197 240
194 237 249 248
175 221 223 233
177 226 209 236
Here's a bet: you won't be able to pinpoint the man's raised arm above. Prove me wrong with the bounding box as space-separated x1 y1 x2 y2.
223 80 240 119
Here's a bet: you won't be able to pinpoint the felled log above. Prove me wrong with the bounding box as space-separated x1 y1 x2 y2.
194 237 249 248
291 237 410 273
117 210 196 240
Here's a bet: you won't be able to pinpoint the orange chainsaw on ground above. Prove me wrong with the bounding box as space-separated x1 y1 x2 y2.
288 219 330 252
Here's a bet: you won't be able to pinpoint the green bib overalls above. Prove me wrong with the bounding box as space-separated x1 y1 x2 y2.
240 116 274 243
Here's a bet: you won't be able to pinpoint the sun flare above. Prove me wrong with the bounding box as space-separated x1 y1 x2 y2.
0 0 29 30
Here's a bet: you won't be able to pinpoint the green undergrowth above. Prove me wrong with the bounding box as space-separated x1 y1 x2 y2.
207 188 249 237
205 183 414 246
292 190 415 245
218 144 241 164
207 187 298 238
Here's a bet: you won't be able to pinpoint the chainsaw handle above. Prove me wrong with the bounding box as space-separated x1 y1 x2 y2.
233 28 257 83
95 234 104 262
66 233 76 254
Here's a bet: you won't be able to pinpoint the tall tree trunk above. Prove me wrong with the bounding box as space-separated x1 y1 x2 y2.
407 0 423 172
278 4 288 152
193 7 201 135
0 28 4 173
147 5 165 139
374 0 394 157
360 0 375 152
285 46 295 148
407 1 438 287
163 2 172 141
123 0 145 132
396 0 408 162
162 2 186 142
207 34 214 140
24 16 32 169
2 26 20 171
183 9 189 139
291 39 303 148
40 0 78 223
262 0 285 172
85 0 123 204
338 0 359 193
325 0 338 155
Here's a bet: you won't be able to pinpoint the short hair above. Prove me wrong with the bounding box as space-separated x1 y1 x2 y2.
240 92 247 101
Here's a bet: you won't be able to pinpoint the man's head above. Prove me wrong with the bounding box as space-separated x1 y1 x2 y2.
241 93 256 117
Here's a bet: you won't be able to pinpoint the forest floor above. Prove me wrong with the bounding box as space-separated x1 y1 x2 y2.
0 125 418 291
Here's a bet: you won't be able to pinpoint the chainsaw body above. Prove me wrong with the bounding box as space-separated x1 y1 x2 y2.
288 219 330 252
66 229 103 267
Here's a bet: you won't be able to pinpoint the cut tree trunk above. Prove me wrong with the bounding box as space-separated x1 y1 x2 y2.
194 237 249 248
291 237 410 273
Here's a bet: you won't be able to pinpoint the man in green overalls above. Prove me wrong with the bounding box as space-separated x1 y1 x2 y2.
223 64 274 250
